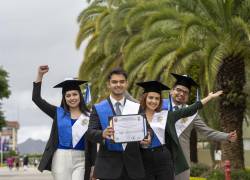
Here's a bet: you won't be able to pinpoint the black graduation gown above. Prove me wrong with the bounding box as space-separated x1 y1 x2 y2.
32 82 97 180
86 98 145 180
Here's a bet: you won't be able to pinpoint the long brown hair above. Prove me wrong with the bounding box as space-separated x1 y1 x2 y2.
139 92 162 112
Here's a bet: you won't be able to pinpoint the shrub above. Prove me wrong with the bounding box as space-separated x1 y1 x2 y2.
206 169 250 180
191 163 211 177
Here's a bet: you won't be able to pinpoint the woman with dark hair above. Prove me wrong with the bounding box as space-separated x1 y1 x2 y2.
32 65 96 180
137 81 222 180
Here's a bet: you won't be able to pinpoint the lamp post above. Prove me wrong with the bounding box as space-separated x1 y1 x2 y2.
0 133 3 166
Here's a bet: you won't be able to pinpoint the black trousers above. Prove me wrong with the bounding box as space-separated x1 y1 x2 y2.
141 146 174 180
102 166 143 180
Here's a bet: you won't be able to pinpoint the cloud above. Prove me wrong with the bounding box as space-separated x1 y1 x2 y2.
0 0 89 143
3 89 61 125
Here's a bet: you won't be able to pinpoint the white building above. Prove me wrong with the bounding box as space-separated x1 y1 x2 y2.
0 121 20 152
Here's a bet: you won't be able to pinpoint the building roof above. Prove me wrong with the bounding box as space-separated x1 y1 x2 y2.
5 121 20 129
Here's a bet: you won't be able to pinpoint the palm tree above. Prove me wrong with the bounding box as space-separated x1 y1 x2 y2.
76 1 118 102
77 0 250 169
123 1 203 97
115 0 250 168
77 0 144 102
127 0 250 168
179 0 250 169
78 0 209 163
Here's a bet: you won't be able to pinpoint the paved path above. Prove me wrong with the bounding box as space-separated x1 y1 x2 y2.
0 166 53 180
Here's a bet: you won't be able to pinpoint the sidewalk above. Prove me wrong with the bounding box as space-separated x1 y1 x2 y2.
0 166 53 180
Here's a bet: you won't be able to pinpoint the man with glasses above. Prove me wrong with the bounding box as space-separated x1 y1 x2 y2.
162 73 237 180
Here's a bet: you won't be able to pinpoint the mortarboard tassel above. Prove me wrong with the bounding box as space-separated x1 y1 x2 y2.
169 93 173 111
196 88 200 102
84 84 92 104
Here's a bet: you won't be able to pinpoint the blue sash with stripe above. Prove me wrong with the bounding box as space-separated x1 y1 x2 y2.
95 100 123 151
150 131 162 148
57 107 72 147
162 99 171 110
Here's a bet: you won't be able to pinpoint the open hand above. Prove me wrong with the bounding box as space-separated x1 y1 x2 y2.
228 130 237 142
208 90 223 99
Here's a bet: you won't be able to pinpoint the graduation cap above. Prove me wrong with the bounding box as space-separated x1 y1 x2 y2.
54 78 88 94
171 73 198 90
136 81 170 94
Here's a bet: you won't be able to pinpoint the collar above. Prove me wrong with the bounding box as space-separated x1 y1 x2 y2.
172 101 186 109
109 95 125 107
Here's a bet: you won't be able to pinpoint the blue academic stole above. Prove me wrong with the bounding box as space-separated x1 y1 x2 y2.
162 98 171 110
57 107 72 148
95 100 124 152
150 131 162 148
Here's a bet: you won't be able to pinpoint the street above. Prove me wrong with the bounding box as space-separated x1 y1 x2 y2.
0 166 53 180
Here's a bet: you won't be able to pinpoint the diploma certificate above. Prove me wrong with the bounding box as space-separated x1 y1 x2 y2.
110 114 147 143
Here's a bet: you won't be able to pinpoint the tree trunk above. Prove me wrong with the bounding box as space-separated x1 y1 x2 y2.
190 129 198 163
216 53 246 169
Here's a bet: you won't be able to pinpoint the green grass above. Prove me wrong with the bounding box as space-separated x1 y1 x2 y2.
190 177 206 180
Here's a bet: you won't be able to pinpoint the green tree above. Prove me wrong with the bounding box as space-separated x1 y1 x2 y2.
0 67 11 129
173 0 250 169
77 0 139 102
77 0 250 169
123 0 250 168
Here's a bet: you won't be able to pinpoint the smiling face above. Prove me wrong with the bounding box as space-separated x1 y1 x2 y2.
143 92 161 112
107 74 128 98
171 84 190 105
64 90 81 109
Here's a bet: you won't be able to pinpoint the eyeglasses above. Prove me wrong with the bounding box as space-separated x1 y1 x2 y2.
174 87 189 95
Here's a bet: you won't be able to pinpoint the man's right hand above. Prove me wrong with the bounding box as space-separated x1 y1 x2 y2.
102 126 114 139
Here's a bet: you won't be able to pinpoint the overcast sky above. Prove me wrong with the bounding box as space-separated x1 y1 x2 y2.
0 0 88 143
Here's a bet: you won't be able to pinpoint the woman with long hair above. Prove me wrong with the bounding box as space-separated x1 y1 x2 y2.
32 65 96 180
137 81 222 180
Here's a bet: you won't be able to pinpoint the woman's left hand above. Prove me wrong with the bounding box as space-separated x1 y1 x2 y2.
140 131 151 146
